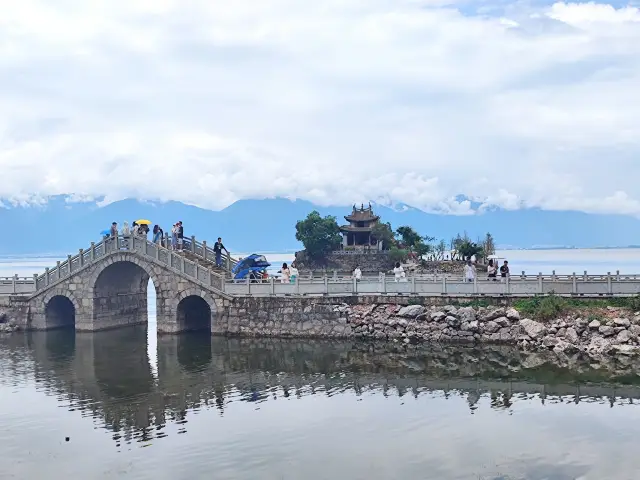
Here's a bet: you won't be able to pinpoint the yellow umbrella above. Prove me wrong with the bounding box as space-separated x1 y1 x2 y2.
135 219 152 225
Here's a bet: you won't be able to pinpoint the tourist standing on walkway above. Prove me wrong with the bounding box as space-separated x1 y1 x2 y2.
464 260 476 283
500 260 510 281
393 262 406 282
170 224 177 250
176 221 184 251
110 222 118 237
280 263 290 283
213 237 228 268
152 225 162 244
487 259 497 281
289 262 299 284
353 266 362 281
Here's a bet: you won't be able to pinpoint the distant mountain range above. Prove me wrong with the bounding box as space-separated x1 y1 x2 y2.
0 196 638 254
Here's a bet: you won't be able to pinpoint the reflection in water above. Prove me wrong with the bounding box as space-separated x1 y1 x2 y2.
3 332 640 479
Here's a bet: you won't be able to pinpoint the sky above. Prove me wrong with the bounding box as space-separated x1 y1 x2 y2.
1 0 639 215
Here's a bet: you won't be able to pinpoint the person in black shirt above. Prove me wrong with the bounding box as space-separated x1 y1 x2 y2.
177 221 184 251
213 237 228 268
500 261 509 279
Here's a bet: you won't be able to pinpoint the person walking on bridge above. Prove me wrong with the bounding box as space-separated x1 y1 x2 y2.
176 221 184 251
213 237 228 268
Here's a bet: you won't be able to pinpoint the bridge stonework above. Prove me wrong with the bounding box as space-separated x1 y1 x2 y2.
28 252 223 333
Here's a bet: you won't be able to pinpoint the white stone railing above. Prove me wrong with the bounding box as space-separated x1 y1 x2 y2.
26 235 226 294
223 272 640 297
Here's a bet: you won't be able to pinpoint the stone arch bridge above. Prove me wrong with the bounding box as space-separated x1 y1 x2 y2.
26 235 235 333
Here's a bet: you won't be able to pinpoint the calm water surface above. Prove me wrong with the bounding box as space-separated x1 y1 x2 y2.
3 329 640 479
4 250 640 479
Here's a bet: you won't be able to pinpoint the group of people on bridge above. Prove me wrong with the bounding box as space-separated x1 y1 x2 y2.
106 220 230 268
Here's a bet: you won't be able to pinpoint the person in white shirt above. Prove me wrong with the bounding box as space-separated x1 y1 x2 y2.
464 260 476 283
280 263 291 283
289 262 299 284
393 262 406 282
353 266 362 281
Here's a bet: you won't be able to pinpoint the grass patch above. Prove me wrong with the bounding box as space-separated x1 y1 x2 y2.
513 294 640 321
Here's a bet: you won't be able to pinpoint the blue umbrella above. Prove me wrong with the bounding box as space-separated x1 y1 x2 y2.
100 230 110 236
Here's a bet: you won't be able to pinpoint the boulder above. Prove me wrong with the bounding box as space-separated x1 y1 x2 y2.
481 307 505 322
542 336 558 348
614 318 631 328
565 327 580 344
587 336 612 354
431 311 446 322
458 307 476 323
398 305 425 318
520 319 546 339
495 316 511 328
484 321 500 334
630 325 640 337
553 340 579 354
588 320 601 329
506 308 520 321
598 325 615 337
446 315 460 327
616 330 632 344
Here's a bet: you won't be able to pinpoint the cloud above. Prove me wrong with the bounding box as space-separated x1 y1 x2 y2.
1 1 639 215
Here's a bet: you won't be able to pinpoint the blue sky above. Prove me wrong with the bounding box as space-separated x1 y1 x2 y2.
1 1 639 215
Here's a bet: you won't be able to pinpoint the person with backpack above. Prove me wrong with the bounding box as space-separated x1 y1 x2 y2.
213 237 228 268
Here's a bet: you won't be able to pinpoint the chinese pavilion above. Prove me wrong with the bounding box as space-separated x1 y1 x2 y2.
339 203 383 250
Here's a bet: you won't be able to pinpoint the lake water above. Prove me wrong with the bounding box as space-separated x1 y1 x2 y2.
4 250 640 479
3 331 640 479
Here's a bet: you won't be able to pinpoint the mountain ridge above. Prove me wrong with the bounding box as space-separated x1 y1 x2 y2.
0 196 638 254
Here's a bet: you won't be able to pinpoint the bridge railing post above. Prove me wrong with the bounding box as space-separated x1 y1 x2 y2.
143 238 148 256
67 255 73 274
270 276 275 295
442 276 447 295
191 236 196 254
56 261 61 281
164 232 170 249
45 268 50 286
381 273 386 294
323 275 328 295
202 241 207 261
583 270 588 282
572 272 577 294
607 272 612 295
79 249 84 267
616 270 620 282
352 275 357 294
181 258 186 274
473 274 477 294
12 274 17 294
246 276 251 295
505 274 510 294
33 274 38 291
552 270 556 282
90 242 95 262
538 273 543 294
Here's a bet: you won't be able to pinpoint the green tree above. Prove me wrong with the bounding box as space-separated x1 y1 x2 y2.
396 226 423 249
295 211 342 260
456 239 484 260
371 222 395 250
435 239 447 260
388 245 408 264
483 232 496 257
396 226 435 257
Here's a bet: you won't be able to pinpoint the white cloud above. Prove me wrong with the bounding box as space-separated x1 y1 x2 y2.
0 1 639 215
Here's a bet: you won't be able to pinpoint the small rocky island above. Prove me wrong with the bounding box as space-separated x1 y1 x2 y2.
294 204 487 275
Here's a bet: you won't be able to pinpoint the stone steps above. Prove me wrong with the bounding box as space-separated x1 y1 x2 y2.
176 250 230 276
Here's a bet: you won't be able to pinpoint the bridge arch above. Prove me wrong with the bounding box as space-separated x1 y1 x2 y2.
176 288 216 332
42 289 80 329
88 255 162 330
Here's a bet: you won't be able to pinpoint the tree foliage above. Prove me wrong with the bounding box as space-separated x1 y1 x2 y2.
483 233 496 257
395 226 435 258
371 222 395 250
295 211 342 260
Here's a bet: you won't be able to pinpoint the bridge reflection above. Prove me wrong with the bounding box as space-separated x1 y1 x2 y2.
4 331 640 447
